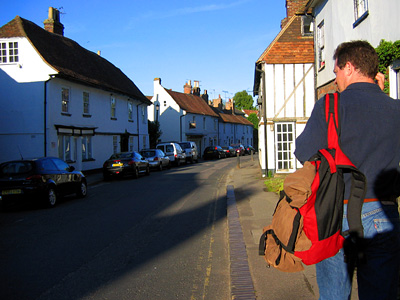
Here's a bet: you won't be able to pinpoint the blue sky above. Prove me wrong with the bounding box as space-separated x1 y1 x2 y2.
1 0 286 102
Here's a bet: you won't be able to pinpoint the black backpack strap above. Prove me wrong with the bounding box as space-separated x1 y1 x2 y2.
325 92 366 239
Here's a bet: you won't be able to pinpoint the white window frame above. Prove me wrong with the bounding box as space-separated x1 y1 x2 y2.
274 122 296 173
58 134 77 162
113 136 118 153
128 101 133 121
317 21 325 70
82 136 92 160
353 0 368 27
0 41 18 64
62 87 70 113
111 96 116 119
83 91 90 115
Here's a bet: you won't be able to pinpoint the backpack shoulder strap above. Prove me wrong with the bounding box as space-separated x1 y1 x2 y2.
324 92 367 238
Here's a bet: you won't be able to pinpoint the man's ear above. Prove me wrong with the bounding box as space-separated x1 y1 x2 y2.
344 61 354 76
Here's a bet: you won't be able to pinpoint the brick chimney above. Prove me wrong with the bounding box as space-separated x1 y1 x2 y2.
192 80 200 96
44 7 64 36
225 99 235 114
213 95 223 110
281 0 309 28
184 80 192 94
201 90 209 104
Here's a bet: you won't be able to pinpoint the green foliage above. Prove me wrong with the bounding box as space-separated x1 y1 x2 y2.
148 120 162 148
247 113 259 129
375 39 400 94
233 90 255 110
264 177 284 194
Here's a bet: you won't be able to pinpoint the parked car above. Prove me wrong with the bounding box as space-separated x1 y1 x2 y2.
0 157 87 208
203 146 226 160
231 144 245 156
140 149 170 171
221 146 236 157
178 141 199 163
156 142 186 166
245 145 256 155
103 151 150 180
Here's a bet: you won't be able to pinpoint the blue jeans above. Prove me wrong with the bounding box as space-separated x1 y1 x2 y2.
316 201 400 300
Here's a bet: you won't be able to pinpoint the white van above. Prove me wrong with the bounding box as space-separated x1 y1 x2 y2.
178 141 199 163
156 142 186 166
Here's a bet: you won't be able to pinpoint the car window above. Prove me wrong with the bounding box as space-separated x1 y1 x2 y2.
165 145 174 152
179 142 190 148
0 161 33 175
141 151 155 158
51 158 70 171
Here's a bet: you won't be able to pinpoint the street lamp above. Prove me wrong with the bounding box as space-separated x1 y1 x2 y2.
155 103 159 123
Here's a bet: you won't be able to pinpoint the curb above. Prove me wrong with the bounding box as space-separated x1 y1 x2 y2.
227 185 256 300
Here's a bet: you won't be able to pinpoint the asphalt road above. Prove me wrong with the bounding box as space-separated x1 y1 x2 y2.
0 158 236 300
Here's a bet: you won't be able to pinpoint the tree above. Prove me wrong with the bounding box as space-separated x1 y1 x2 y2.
375 39 400 94
247 113 259 130
232 90 255 110
148 120 162 148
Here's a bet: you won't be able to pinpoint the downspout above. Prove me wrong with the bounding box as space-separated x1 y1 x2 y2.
256 63 268 175
137 103 140 151
44 78 51 157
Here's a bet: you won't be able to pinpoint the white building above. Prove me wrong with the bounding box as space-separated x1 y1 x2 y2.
0 8 150 171
149 78 253 155
306 0 400 98
254 0 315 176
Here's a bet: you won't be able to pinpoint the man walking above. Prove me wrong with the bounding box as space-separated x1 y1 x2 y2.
294 40 400 300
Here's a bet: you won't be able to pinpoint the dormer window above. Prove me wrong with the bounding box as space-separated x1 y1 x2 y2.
301 15 313 36
0 41 19 64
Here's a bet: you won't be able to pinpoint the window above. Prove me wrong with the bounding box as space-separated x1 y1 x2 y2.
113 136 118 153
0 41 18 64
111 96 116 118
301 15 313 36
82 136 92 160
317 21 325 70
275 122 296 172
214 119 217 130
128 101 133 120
354 0 368 27
58 134 72 162
83 92 89 115
203 117 206 130
62 88 70 113
129 136 134 152
142 106 146 124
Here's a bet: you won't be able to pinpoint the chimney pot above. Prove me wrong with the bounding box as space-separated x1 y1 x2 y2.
44 7 64 36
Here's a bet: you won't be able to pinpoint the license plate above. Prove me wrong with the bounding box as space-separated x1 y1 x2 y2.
112 163 123 167
207 151 213 153
2 189 22 195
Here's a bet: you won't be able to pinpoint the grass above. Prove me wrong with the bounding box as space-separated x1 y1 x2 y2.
264 176 285 194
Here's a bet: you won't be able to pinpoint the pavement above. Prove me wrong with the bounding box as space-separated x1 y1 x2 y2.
83 156 359 299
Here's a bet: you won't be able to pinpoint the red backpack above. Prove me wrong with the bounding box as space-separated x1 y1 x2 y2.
259 92 366 271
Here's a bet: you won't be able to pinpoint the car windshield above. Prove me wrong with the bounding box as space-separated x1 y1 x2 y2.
110 153 133 159
0 161 33 175
140 151 155 158
179 142 190 148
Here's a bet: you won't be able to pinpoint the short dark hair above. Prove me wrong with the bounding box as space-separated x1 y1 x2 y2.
333 40 379 79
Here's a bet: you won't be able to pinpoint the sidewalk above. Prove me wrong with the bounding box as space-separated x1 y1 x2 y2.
226 155 319 300
226 155 361 300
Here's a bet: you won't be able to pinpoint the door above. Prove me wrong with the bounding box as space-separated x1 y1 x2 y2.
274 122 296 173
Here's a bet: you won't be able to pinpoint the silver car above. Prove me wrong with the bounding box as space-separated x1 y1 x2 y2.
140 149 170 171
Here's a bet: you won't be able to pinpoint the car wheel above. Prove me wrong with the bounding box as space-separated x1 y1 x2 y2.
159 162 163 171
45 187 57 208
133 166 139 179
146 165 150 176
76 180 87 198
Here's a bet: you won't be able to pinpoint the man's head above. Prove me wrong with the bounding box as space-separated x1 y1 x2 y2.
333 40 378 91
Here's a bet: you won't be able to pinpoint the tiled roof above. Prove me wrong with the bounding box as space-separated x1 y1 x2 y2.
219 112 253 126
257 16 314 64
165 89 219 117
0 16 150 104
